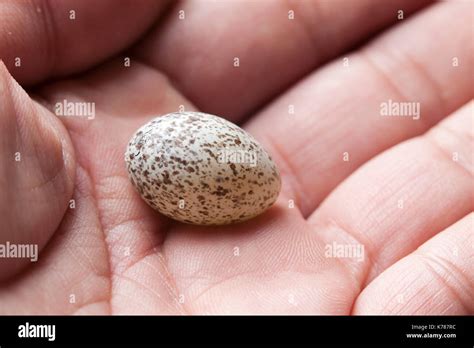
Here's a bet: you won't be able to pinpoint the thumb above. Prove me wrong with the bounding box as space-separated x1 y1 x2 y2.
0 61 75 281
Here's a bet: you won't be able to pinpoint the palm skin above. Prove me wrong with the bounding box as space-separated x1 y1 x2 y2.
0 0 472 314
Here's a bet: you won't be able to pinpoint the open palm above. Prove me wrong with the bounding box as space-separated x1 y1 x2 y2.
0 0 472 314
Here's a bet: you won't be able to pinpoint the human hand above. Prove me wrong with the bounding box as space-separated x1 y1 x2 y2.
0 0 472 314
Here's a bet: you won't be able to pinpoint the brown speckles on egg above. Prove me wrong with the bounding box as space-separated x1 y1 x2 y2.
124 111 281 225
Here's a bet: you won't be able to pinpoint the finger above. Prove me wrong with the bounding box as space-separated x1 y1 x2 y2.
353 213 474 314
0 167 111 314
133 0 431 120
0 0 169 84
308 101 473 291
36 59 197 313
0 61 75 281
246 0 474 215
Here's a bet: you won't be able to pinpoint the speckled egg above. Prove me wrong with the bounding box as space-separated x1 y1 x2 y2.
124 111 281 225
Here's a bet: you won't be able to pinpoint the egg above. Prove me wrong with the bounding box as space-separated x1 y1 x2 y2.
124 111 281 225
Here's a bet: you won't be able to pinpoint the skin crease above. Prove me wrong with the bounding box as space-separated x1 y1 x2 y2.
0 0 472 314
